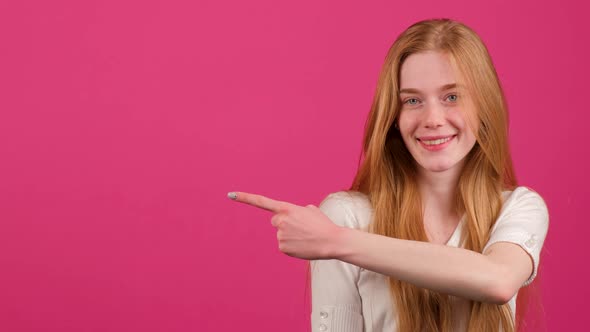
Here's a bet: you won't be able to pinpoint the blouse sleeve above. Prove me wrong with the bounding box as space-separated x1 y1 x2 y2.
482 187 550 287
310 192 364 332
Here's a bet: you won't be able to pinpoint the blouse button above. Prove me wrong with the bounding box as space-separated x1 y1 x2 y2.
320 311 329 319
319 323 328 331
525 234 537 248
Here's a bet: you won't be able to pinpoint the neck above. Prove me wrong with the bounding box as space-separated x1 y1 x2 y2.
417 164 463 218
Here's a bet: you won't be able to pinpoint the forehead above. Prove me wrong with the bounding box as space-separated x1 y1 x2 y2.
399 51 457 90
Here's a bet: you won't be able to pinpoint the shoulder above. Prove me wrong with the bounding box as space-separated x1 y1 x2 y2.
318 191 373 230
501 186 549 215
495 186 550 233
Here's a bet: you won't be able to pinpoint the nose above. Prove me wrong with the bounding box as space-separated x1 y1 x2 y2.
422 102 445 129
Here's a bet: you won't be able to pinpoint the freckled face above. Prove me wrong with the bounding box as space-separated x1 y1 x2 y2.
397 51 477 174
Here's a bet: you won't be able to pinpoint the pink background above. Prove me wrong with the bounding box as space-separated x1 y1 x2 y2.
0 0 587 331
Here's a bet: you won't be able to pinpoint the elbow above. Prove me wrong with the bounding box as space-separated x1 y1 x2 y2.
485 275 519 305
487 285 515 305
481 262 521 305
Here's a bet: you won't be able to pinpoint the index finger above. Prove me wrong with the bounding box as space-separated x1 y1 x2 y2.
227 191 293 213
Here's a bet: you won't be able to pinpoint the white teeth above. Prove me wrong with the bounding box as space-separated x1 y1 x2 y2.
421 137 452 145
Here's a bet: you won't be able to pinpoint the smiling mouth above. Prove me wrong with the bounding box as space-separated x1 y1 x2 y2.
420 136 454 146
417 135 457 150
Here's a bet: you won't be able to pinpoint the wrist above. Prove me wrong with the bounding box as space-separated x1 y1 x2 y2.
327 225 355 260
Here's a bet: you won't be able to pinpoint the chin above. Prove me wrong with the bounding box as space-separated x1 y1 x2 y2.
420 161 456 173
427 166 453 173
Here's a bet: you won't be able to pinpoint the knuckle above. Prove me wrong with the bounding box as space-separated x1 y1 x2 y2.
279 204 291 214
273 217 284 227
271 214 285 227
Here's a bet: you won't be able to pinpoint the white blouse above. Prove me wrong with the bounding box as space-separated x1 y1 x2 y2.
310 187 549 332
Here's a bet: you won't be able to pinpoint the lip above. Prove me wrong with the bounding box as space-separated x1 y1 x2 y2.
418 135 456 141
417 134 456 151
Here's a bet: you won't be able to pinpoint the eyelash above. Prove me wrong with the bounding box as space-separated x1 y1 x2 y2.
402 94 459 105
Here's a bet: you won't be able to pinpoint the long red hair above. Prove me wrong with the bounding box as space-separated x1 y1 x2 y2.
305 18 544 332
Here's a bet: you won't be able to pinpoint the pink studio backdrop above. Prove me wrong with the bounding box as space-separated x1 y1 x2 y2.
0 0 587 331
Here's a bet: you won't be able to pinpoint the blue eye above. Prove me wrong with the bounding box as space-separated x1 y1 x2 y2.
446 94 458 102
405 98 419 105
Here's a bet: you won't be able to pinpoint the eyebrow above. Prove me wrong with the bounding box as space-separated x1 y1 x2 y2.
399 83 463 94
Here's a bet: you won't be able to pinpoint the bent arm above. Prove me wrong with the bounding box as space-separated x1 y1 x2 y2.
326 187 549 305
331 228 532 305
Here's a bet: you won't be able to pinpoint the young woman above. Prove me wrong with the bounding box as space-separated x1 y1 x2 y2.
228 18 549 332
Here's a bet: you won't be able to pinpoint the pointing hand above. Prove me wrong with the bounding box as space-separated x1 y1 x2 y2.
227 191 344 260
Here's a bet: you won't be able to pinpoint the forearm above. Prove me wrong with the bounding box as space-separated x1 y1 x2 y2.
333 227 508 304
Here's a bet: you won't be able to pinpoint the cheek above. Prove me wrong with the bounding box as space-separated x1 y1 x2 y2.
452 101 479 132
448 109 475 133
398 124 416 147
462 119 478 143
456 118 478 149
397 112 418 135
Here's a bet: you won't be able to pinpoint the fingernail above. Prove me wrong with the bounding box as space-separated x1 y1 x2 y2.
227 192 237 200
